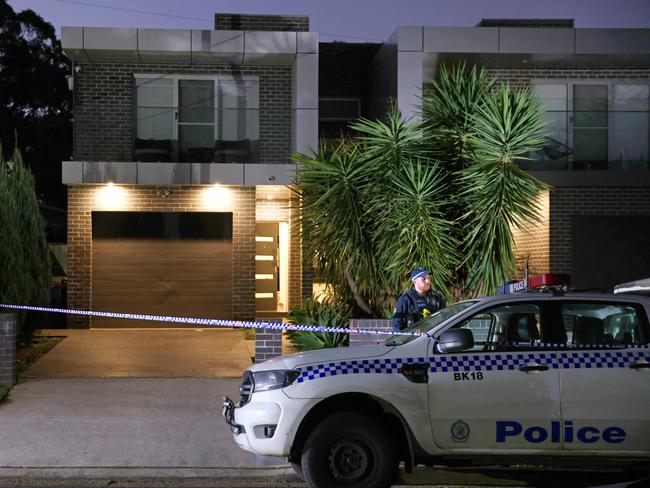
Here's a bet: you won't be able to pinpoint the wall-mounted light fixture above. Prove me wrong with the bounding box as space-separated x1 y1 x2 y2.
202 184 232 210
97 182 127 209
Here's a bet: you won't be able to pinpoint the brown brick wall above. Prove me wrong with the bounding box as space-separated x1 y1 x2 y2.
73 63 292 164
511 189 550 279
549 187 650 275
67 184 256 327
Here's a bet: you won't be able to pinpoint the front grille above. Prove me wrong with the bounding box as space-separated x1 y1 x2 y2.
239 371 253 405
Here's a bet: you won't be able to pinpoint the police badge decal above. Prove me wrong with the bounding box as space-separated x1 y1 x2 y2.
451 420 470 442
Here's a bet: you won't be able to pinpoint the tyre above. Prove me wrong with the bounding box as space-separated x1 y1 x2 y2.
300 412 398 488
291 461 304 480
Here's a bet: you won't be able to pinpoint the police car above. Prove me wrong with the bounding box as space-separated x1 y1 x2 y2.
223 291 650 488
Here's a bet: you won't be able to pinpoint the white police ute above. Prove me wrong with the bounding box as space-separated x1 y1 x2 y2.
223 292 650 488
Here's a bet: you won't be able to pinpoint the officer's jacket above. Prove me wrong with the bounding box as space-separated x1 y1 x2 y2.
391 288 446 331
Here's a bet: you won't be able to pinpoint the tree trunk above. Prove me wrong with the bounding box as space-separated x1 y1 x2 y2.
344 262 373 315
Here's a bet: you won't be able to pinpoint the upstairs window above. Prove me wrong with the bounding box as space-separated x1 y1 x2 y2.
532 81 650 171
134 75 259 163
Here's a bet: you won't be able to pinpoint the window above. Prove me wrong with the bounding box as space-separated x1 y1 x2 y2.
532 81 650 170
134 75 259 163
451 303 543 351
560 302 649 347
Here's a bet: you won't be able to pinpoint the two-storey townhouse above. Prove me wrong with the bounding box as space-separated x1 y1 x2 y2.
61 14 317 340
370 19 650 292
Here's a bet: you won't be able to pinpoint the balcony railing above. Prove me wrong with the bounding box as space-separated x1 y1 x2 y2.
134 106 261 163
133 137 260 164
520 109 650 171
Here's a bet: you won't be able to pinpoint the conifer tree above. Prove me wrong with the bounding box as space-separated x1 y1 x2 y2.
0 142 50 337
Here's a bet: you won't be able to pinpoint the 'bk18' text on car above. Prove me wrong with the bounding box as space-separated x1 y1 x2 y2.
223 292 650 488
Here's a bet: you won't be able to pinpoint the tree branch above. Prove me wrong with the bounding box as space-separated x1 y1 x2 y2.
344 261 373 315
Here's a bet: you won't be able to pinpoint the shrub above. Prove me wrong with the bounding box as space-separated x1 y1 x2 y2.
286 297 352 351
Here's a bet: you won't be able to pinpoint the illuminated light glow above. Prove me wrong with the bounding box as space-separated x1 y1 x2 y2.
97 183 127 209
202 184 232 209
256 274 274 280
256 236 274 242
255 255 274 261
255 293 274 299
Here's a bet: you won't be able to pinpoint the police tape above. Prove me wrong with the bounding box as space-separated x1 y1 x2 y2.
0 304 427 337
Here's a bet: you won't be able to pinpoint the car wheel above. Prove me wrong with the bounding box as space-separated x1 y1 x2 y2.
300 412 397 488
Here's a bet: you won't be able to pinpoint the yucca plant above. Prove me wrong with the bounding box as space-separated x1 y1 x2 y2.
456 85 548 295
293 63 549 316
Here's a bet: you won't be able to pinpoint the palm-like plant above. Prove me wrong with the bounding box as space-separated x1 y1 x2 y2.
422 66 549 297
458 86 548 294
293 63 549 319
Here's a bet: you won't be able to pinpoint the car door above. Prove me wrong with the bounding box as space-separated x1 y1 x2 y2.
428 300 564 451
554 299 650 452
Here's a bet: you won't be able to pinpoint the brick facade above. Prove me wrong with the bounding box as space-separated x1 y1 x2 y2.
215 14 309 32
255 327 283 363
66 185 257 327
549 187 650 275
486 67 650 89
0 313 16 387
511 190 550 279
73 63 292 164
349 319 391 347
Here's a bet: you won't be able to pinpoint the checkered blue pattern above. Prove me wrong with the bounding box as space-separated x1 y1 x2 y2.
296 357 427 383
295 346 650 383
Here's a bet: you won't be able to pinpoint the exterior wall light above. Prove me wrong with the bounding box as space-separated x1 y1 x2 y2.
202 184 232 210
97 182 127 209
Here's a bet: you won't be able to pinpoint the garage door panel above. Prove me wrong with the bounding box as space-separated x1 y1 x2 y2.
93 282 229 294
91 213 233 328
92 260 231 272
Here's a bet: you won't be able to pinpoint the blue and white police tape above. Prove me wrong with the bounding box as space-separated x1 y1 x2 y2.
0 303 426 337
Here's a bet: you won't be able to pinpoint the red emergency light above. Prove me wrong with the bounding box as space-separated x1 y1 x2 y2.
527 273 571 289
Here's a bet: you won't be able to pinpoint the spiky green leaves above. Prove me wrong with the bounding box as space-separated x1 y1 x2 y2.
293 63 550 315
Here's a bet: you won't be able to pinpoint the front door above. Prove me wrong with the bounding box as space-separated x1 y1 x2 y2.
255 222 279 312
428 300 563 451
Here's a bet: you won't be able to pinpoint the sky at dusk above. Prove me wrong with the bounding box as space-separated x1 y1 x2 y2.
7 0 650 43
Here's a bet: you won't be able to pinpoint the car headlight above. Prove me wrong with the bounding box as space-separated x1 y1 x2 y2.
252 370 301 392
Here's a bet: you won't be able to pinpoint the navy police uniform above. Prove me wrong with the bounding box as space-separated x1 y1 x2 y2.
391 288 446 332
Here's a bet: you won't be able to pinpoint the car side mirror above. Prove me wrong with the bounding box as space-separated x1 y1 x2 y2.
437 328 474 353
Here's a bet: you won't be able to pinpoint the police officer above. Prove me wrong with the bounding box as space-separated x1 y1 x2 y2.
391 267 446 331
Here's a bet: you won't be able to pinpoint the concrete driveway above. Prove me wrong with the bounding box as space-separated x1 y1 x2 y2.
24 329 254 379
0 378 288 478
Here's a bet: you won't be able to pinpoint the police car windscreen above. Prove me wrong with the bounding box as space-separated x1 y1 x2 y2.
385 300 480 346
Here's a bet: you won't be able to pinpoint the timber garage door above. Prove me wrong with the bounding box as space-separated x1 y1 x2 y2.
91 212 232 328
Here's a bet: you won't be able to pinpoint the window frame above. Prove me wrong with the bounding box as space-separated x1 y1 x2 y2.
439 300 555 354
133 73 260 157
546 299 650 348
